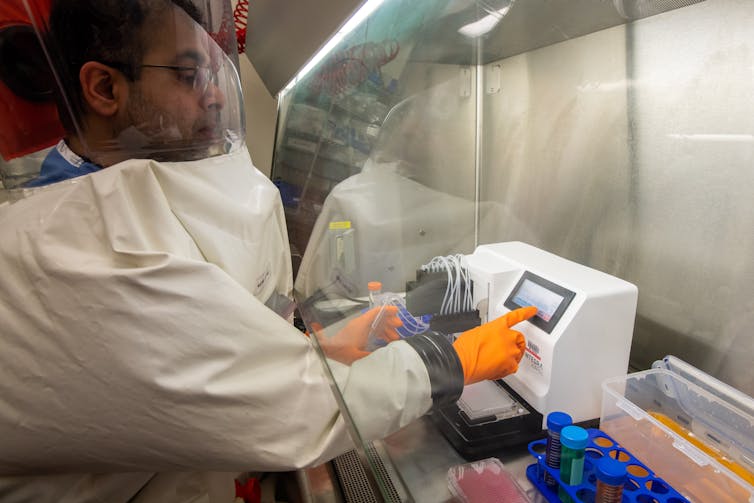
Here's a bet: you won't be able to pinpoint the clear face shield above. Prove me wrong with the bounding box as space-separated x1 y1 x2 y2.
0 0 244 190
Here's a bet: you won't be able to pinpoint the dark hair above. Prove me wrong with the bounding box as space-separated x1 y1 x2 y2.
46 0 203 132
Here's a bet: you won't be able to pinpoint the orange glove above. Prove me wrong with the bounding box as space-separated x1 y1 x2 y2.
315 306 403 365
452 306 537 385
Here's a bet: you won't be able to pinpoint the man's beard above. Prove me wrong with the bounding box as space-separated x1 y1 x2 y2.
119 89 219 162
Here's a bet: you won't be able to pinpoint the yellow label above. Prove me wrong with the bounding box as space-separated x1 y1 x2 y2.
329 221 352 230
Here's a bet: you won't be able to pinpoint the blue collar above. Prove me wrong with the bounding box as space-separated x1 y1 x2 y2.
25 140 101 188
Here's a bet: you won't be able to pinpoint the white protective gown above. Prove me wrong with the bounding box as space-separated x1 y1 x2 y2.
0 147 432 502
296 159 483 297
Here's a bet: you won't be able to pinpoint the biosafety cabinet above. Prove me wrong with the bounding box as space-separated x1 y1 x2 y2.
260 0 754 501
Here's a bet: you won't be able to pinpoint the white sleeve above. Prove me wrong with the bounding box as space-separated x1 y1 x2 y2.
0 252 432 473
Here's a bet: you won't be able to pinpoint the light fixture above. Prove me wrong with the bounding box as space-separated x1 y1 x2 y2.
279 0 386 98
458 0 512 38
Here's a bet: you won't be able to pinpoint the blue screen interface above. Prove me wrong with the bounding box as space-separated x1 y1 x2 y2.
512 279 564 322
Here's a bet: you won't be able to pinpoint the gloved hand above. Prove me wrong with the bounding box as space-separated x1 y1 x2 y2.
452 306 537 385
314 305 403 364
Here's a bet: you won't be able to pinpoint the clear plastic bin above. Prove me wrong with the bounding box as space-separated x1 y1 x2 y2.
447 457 531 503
601 368 754 503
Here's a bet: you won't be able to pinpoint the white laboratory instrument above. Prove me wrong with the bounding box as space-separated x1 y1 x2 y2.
435 241 638 457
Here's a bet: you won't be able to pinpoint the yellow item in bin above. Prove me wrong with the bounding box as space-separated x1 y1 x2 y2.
601 414 746 503
601 367 754 503
649 411 754 486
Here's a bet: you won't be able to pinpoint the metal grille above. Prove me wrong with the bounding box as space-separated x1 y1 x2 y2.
364 443 402 503
332 444 402 503
613 0 706 19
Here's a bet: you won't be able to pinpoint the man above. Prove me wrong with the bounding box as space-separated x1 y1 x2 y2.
0 0 534 501
25 0 228 185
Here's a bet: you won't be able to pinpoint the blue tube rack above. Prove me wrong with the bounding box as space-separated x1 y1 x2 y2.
526 428 690 503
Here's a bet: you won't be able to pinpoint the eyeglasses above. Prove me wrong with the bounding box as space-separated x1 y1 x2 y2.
101 61 218 95
138 64 217 95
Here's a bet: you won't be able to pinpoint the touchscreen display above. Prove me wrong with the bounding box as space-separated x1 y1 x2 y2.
504 271 576 334
512 279 564 322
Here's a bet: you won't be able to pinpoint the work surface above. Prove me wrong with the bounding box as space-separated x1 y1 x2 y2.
381 415 547 502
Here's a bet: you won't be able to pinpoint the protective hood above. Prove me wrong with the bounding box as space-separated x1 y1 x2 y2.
0 0 63 179
2 0 246 189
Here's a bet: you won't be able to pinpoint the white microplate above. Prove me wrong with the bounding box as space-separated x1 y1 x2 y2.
457 380 528 421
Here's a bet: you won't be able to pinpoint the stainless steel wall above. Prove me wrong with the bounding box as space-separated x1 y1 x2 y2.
478 0 754 394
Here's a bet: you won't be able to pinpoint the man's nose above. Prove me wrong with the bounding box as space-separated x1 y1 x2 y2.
201 81 225 110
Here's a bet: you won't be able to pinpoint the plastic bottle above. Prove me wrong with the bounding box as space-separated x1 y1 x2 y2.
367 281 382 308
544 411 573 488
366 281 384 351
558 425 588 503
595 457 627 503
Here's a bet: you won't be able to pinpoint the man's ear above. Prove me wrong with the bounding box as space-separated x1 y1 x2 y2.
78 62 126 118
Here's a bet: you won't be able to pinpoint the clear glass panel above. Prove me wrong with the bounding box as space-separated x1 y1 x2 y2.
273 0 487 278
274 1 490 500
478 0 754 396
277 0 754 500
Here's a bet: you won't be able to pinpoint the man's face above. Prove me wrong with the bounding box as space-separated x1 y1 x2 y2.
120 5 230 161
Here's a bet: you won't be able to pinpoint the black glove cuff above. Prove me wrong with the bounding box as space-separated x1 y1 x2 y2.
403 332 464 408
